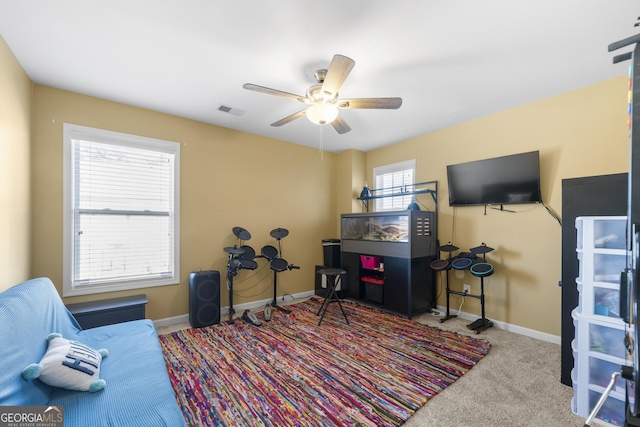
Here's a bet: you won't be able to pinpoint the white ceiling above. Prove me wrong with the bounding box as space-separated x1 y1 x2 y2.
0 1 638 153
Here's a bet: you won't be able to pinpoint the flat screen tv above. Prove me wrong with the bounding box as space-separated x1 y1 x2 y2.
447 151 542 207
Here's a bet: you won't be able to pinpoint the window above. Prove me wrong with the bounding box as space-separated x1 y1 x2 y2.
373 160 415 211
63 124 180 296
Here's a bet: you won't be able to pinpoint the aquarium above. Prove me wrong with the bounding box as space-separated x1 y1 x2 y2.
341 214 409 242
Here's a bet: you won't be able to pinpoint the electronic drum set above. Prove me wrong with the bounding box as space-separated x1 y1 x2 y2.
223 226 299 324
430 242 495 333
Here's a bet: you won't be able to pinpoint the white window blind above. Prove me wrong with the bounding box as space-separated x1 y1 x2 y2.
63 124 180 296
373 160 415 211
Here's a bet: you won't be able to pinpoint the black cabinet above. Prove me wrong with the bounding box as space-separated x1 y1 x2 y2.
341 252 435 318
383 256 434 317
342 252 363 299
560 173 627 386
382 256 410 314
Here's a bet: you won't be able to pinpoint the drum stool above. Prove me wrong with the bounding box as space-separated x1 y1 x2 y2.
316 268 349 326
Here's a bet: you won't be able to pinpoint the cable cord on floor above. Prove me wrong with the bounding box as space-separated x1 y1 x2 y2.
454 296 465 316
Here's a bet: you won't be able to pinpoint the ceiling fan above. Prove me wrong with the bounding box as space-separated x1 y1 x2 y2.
243 54 402 135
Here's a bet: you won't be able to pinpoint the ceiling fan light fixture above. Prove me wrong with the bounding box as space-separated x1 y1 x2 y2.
306 103 339 125
243 54 400 134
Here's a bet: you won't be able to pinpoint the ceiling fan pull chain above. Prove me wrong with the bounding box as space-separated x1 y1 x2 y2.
319 124 324 160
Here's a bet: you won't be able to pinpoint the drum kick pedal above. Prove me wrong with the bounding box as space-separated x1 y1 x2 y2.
264 305 273 322
242 310 262 326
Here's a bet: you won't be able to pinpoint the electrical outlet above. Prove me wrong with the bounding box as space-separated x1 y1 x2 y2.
463 284 471 294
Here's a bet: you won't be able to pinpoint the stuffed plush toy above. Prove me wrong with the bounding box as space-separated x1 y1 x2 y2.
22 333 108 392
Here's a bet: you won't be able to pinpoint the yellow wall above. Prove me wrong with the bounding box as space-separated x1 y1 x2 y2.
1 31 630 336
336 149 367 223
366 76 629 336
0 35 32 291
30 85 337 320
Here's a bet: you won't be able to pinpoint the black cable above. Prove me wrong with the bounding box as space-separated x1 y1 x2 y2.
234 279 274 299
436 270 443 300
542 201 562 226
232 265 272 296
416 198 431 211
451 207 457 244
233 269 273 298
233 263 269 284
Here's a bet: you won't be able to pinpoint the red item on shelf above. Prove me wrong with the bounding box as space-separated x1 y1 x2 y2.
360 255 382 269
361 276 384 285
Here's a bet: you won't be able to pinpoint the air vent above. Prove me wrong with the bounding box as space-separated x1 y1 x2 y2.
217 104 246 117
415 217 431 236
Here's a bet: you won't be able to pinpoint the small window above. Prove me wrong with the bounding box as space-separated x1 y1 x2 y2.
63 124 180 296
373 160 415 211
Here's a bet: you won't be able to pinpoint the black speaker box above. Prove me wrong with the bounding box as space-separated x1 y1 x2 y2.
189 270 220 328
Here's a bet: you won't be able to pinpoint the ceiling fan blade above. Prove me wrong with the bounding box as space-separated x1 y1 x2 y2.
321 55 355 100
331 114 351 134
338 97 403 109
271 110 306 127
243 83 308 103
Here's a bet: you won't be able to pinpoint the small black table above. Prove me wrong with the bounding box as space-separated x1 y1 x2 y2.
316 268 349 326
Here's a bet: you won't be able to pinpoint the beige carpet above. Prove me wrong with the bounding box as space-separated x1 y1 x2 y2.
405 312 587 427
157 301 588 427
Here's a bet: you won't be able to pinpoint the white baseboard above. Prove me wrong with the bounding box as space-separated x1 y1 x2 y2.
435 304 561 345
153 313 190 329
153 294 560 345
153 290 316 329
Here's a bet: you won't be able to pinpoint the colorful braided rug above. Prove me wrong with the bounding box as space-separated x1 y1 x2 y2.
159 298 490 427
